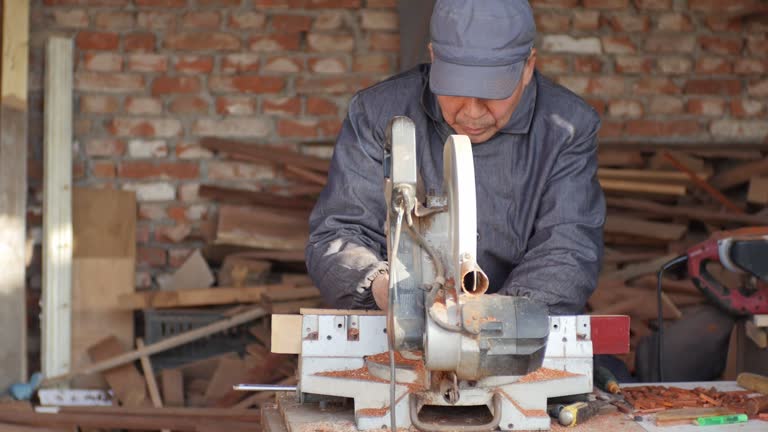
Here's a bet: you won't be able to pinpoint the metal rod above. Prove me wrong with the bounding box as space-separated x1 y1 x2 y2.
233 384 298 392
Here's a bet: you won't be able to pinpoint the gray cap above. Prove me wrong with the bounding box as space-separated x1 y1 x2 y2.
429 0 536 100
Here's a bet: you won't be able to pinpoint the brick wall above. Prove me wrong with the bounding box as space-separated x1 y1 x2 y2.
26 0 767 290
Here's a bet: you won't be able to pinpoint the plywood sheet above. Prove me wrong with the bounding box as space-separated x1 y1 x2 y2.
73 188 136 258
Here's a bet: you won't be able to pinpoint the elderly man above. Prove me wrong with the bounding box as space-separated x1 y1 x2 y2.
306 0 605 315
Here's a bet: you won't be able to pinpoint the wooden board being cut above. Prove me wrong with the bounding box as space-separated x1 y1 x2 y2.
216 205 309 251
71 258 134 388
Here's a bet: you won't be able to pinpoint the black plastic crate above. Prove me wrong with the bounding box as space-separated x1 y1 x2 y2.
143 307 255 370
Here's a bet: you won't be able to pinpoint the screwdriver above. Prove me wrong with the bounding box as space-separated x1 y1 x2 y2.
558 400 605 427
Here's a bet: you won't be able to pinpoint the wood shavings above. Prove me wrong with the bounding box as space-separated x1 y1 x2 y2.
517 367 580 383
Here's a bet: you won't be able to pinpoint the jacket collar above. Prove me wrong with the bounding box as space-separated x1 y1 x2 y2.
420 64 538 138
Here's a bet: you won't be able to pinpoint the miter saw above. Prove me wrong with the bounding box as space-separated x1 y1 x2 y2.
247 117 628 431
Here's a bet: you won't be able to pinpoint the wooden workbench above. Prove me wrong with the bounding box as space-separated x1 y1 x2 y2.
262 382 767 432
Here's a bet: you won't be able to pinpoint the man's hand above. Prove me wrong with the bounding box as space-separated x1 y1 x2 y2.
371 272 390 311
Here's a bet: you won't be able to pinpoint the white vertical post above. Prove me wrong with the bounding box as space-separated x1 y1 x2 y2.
42 36 74 379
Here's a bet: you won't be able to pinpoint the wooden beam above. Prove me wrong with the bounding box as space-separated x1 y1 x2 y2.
599 179 686 196
605 197 768 226
200 137 330 173
215 205 309 251
198 185 315 210
747 177 768 205
41 35 75 380
710 157 768 190
599 168 705 183
0 0 30 390
116 284 312 310
87 337 149 407
604 214 687 241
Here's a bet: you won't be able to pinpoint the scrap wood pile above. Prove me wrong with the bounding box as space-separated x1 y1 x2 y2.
590 147 768 372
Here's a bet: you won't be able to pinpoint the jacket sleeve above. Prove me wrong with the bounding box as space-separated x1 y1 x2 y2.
305 95 389 309
497 120 606 315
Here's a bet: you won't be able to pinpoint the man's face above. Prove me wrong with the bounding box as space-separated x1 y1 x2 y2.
433 49 537 144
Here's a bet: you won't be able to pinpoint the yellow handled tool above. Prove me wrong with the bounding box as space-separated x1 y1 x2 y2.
558 400 605 427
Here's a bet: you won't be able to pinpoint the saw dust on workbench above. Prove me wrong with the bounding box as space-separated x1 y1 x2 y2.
624 385 754 413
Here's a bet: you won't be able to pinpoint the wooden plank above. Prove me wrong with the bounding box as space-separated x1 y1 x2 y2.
604 214 687 241
198 185 315 211
200 137 330 173
662 151 745 214
710 157 768 190
41 35 75 381
71 258 134 389
117 284 297 310
599 168 705 183
271 315 302 355
599 179 686 196
86 336 149 407
72 188 137 258
216 205 309 251
600 254 677 282
605 197 768 226
747 177 768 205
203 357 247 405
135 339 163 408
160 369 184 407
165 250 214 291
0 0 30 391
0 410 256 431
284 165 327 186
597 150 645 168
219 255 271 287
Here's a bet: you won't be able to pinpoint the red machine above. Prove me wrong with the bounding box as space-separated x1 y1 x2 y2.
686 227 768 316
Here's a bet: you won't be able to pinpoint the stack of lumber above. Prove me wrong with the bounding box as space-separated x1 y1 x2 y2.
591 147 768 371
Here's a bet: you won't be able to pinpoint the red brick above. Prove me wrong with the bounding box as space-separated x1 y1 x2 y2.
633 0 671 9
353 54 393 73
198 0 242 5
135 225 151 244
695 57 732 74
176 144 213 159
128 54 168 72
174 56 214 73
634 78 680 95
169 96 210 114
530 0 579 7
699 36 744 55
43 0 129 4
645 35 695 53
684 79 742 95
216 96 256 115
535 13 571 33
52 10 89 28
208 76 285 94
76 72 145 93
601 36 636 54
314 11 344 30
277 119 321 138
586 76 625 96
688 0 757 14
747 79 768 97
272 14 313 32
319 118 342 137
119 161 199 180
360 9 398 30
608 100 643 118
368 32 399 52
109 118 183 137
656 13 693 32
583 0 629 9
598 121 624 138
124 33 156 52
192 118 273 138
306 97 337 116
228 12 266 29
221 54 261 74
137 246 166 268
305 0 360 7
249 34 301 51
537 56 570 74
307 33 355 52
687 99 725 116
182 11 220 28
128 139 168 158
262 56 303 73
731 100 764 118
85 138 125 157
367 0 396 6
83 53 122 72
137 12 176 30
165 32 240 51
309 57 347 74
92 161 116 178
251 0 306 7
263 97 301 115
649 96 684 114
76 31 119 50
136 0 186 6
607 14 649 32
574 57 603 73
125 97 163 115
704 16 742 32
747 35 767 56
585 98 606 114
557 77 588 97
657 57 693 75
81 94 120 113
735 59 768 75
296 76 376 94
207 160 274 180
625 120 701 137
152 76 201 95
94 11 135 29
